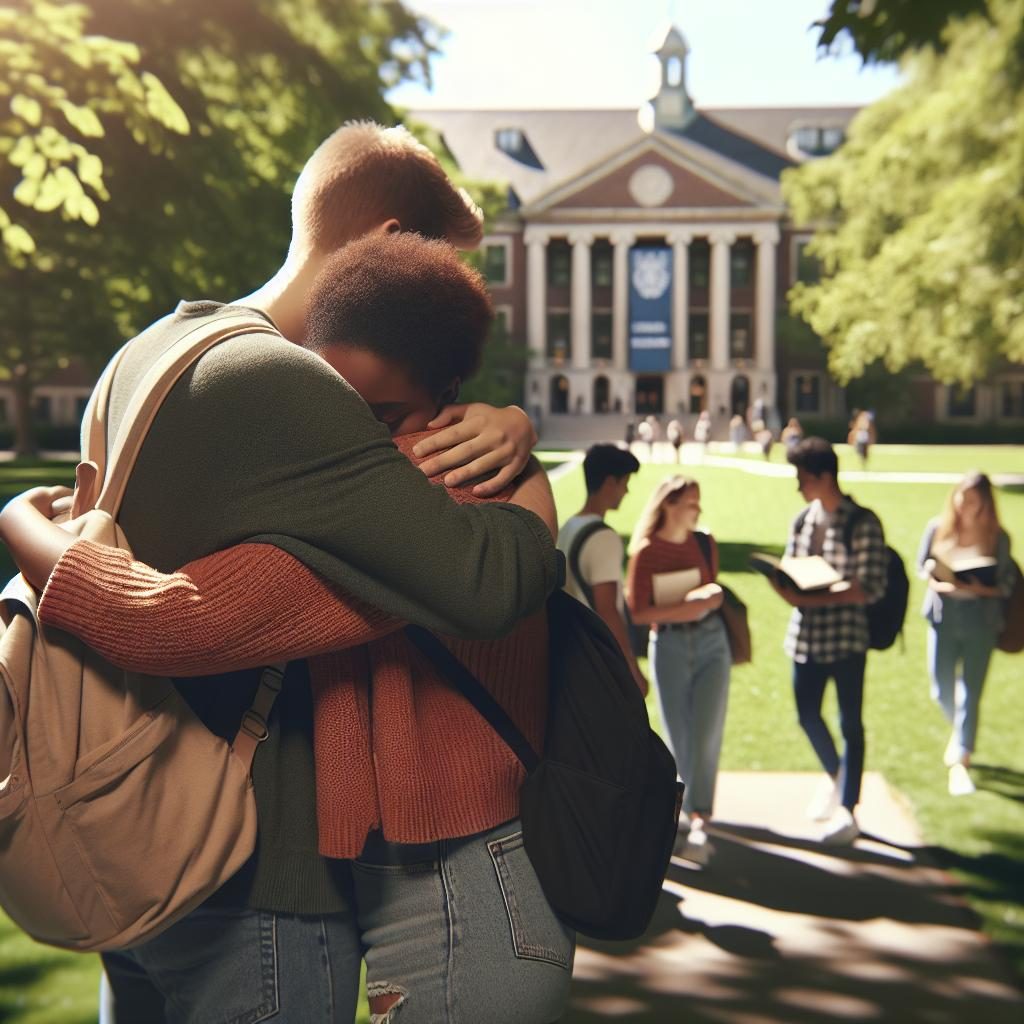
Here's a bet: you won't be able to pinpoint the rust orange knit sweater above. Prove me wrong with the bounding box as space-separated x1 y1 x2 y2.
38 431 548 858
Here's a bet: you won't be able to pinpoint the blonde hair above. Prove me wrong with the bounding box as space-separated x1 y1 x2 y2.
290 122 483 255
934 471 1001 555
627 475 699 556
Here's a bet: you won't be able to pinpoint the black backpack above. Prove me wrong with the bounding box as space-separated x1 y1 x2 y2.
407 589 683 941
795 501 908 651
566 519 649 659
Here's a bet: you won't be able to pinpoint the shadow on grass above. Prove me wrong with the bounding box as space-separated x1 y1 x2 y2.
971 763 1024 806
717 540 785 574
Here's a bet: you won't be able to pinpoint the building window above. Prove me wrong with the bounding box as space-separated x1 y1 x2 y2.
729 314 753 360
730 240 753 288
495 128 523 153
593 375 611 413
75 395 90 423
547 241 571 288
591 242 613 288
789 126 845 159
1001 380 1024 418
794 238 819 284
688 313 709 361
483 241 510 286
493 306 513 339
948 385 976 418
689 240 709 288
591 312 612 362
822 127 845 152
689 375 707 414
546 312 570 363
33 395 52 423
794 374 821 414
550 374 569 413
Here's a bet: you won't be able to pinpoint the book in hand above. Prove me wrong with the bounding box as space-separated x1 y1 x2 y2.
928 553 998 587
749 553 844 592
651 567 702 607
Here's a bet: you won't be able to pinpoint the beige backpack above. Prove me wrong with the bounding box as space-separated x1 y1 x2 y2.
0 314 284 952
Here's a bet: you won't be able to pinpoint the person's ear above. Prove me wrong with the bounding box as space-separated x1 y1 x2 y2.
373 218 401 236
438 377 461 408
71 461 100 519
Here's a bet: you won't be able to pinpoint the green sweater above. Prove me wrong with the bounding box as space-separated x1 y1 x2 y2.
104 301 558 913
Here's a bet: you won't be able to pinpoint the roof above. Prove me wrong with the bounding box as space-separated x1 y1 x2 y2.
407 106 861 205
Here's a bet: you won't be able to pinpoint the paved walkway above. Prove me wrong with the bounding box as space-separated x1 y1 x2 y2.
565 772 1024 1023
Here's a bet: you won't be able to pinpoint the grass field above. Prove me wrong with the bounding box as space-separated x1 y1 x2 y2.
552 447 1024 982
0 446 1021 1020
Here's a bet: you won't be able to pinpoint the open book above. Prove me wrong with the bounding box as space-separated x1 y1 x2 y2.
651 568 702 607
750 553 844 592
929 553 998 587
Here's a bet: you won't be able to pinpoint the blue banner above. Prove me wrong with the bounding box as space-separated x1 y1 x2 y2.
628 246 673 372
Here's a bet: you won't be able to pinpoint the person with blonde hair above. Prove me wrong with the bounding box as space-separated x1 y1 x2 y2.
625 476 729 865
918 472 1016 795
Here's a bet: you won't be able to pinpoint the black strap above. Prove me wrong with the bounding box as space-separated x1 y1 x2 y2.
404 625 541 774
566 520 614 609
693 530 713 576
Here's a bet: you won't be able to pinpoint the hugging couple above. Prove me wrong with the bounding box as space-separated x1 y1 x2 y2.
0 122 571 1023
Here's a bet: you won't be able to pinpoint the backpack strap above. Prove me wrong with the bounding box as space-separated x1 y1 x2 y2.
95 314 280 518
231 663 288 772
566 520 615 608
82 313 286 768
404 625 540 774
692 530 714 577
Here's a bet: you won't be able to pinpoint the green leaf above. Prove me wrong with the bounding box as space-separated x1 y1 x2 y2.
11 94 42 126
3 223 36 255
58 99 104 138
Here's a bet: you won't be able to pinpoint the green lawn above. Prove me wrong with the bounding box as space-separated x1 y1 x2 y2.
553 450 1024 980
0 447 1021 1019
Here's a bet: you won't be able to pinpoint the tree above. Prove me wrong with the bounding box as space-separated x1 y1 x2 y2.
815 0 990 64
783 0 1024 386
0 0 439 453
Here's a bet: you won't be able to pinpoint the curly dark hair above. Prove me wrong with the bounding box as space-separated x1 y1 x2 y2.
304 232 493 399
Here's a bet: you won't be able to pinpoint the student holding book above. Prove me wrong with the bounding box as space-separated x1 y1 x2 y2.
625 476 728 866
770 438 888 846
917 472 1015 796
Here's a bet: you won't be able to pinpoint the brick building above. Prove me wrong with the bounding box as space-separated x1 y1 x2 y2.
411 25 1024 435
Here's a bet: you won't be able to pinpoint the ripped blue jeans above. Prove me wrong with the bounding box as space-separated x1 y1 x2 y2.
102 819 573 1023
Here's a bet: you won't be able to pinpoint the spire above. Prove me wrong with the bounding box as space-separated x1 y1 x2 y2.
651 24 695 132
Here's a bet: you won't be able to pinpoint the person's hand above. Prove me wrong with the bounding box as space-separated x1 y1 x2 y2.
0 485 74 532
413 403 536 497
928 577 956 594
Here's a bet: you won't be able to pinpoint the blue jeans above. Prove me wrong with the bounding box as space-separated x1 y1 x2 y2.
650 615 731 816
927 599 998 758
101 819 573 1023
793 653 866 810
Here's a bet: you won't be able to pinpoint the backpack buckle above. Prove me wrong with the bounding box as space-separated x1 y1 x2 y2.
239 710 269 742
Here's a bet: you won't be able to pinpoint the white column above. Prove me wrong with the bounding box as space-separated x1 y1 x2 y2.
524 229 548 366
709 230 734 372
610 229 633 371
569 230 593 371
668 229 691 371
754 227 780 374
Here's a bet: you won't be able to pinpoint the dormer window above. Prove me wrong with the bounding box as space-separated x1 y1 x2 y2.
495 128 524 154
494 128 543 169
788 125 846 159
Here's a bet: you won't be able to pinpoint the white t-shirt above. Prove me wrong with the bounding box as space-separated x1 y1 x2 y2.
556 514 626 615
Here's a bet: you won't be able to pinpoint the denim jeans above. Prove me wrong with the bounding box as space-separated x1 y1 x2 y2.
927 599 998 758
650 615 731 816
101 819 573 1023
793 653 867 810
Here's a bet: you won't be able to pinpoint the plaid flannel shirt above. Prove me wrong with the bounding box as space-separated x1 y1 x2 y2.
783 497 888 664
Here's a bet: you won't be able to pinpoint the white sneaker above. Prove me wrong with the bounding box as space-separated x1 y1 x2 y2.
943 733 962 768
948 763 976 796
821 807 859 846
681 822 714 866
807 775 841 822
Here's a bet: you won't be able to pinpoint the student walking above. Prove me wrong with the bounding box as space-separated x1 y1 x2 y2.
558 445 646 693
626 477 728 865
768 438 889 845
917 472 1016 795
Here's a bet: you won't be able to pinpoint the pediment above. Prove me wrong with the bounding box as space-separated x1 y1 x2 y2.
523 133 779 215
